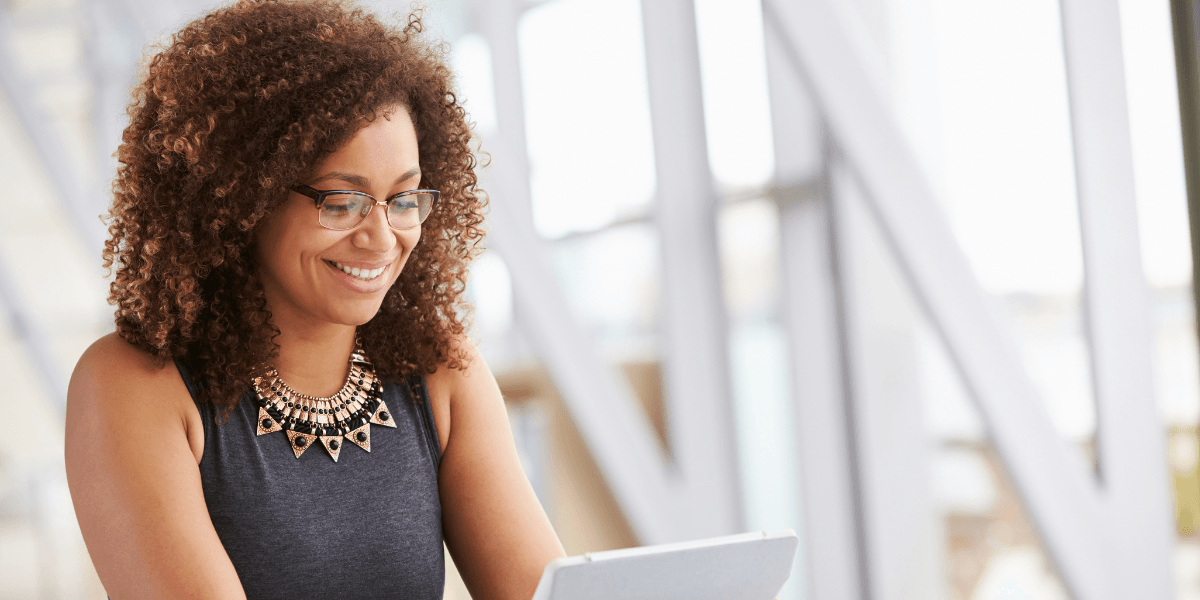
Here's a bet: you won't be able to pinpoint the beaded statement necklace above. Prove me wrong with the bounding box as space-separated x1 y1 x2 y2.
251 346 396 462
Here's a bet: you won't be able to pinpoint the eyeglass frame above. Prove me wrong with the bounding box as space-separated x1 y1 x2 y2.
290 183 440 231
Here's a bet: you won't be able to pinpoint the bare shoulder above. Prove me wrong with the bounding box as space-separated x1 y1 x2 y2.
424 335 488 391
71 332 180 393
67 332 200 463
65 333 243 598
429 335 565 599
423 336 498 454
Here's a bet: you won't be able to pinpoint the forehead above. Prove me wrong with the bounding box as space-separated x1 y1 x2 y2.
311 108 420 184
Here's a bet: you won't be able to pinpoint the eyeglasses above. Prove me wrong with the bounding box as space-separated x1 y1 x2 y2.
291 184 440 231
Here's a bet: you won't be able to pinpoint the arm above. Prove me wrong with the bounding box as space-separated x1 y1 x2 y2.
428 339 566 600
65 333 245 600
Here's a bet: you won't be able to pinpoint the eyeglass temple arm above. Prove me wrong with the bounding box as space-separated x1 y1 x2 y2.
291 184 325 206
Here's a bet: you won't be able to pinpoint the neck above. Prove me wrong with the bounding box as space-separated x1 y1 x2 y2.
272 320 358 398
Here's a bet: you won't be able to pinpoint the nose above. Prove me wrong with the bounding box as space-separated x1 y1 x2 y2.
351 201 398 254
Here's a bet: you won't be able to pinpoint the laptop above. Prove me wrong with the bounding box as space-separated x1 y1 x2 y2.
530 529 799 600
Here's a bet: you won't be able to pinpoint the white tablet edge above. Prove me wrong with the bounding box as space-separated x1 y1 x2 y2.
532 529 798 600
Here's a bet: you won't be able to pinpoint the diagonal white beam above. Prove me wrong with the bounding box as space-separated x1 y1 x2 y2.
640 0 742 537
0 257 67 409
483 142 685 544
468 0 692 544
1058 0 1175 596
473 0 534 228
0 13 106 254
830 156 948 600
0 11 103 410
475 0 744 545
761 1 1117 598
764 15 864 598
776 178 867 600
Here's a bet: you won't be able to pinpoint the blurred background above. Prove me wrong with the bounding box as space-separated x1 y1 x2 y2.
0 0 1196 598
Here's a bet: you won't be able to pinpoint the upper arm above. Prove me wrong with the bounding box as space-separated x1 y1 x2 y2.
65 333 245 600
428 339 565 600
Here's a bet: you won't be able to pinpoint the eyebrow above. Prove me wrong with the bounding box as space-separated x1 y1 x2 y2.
310 166 422 188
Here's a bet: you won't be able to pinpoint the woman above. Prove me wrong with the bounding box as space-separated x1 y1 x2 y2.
64 1 565 598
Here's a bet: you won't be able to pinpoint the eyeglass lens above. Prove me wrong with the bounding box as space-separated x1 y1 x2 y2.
317 192 435 230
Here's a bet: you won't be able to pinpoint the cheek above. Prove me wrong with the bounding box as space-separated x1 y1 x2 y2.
392 229 422 274
401 228 422 254
257 241 300 291
255 220 335 286
254 229 286 280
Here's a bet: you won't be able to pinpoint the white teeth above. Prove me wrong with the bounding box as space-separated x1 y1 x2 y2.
332 262 386 281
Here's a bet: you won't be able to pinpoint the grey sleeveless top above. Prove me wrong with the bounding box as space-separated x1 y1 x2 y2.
176 362 445 600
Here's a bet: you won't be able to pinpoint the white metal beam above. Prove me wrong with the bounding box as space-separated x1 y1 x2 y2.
830 158 945 600
640 0 743 537
473 0 535 228
0 13 106 254
81 0 141 192
0 257 67 408
765 15 865 597
1058 0 1175 596
0 11 103 410
475 0 748 544
482 141 685 543
469 0 681 542
776 177 867 600
760 0 1117 598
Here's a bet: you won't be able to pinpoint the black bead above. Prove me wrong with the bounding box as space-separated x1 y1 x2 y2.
379 411 390 422
356 431 367 442
294 437 307 448
315 428 324 436
261 418 273 429
287 401 294 407
329 440 340 450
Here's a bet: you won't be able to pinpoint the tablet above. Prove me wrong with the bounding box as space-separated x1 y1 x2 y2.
530 529 798 600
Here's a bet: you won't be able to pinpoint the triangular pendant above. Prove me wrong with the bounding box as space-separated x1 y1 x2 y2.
346 424 371 452
285 430 317 458
371 400 397 428
320 436 343 462
256 407 282 436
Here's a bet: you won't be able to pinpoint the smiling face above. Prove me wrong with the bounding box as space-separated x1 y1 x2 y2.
255 107 423 330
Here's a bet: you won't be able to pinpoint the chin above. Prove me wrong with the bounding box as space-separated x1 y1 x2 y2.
328 301 388 327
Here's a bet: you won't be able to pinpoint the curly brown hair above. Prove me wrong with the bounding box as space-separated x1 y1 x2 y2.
104 0 485 411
